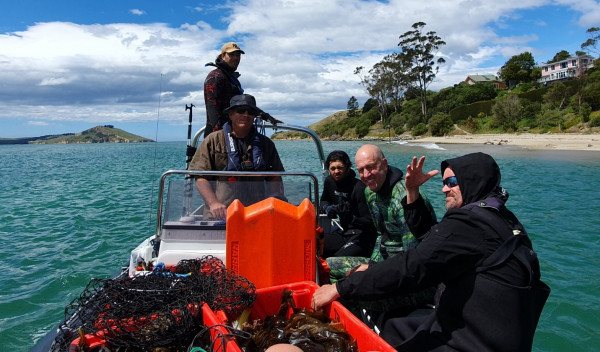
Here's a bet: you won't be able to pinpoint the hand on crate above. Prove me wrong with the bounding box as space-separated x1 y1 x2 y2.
311 283 340 310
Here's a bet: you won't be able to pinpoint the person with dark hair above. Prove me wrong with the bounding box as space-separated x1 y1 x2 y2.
319 150 377 258
325 145 437 328
203 42 245 137
190 94 284 219
313 152 549 351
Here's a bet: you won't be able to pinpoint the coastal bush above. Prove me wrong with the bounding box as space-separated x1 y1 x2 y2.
520 98 541 120
389 112 406 129
412 123 428 136
429 112 453 136
355 116 372 138
590 116 600 127
537 107 565 131
581 103 592 122
464 116 479 132
491 94 521 130
362 107 381 124
394 125 405 134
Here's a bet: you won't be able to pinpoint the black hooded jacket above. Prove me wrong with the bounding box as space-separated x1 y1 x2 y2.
336 152 548 351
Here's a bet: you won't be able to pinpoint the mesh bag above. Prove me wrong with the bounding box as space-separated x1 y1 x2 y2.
52 256 256 351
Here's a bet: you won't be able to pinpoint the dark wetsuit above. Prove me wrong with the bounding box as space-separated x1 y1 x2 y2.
320 169 377 258
203 58 243 137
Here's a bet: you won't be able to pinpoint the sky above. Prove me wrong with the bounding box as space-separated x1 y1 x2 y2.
0 0 598 141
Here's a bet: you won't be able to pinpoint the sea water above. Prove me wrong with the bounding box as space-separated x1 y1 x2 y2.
1 140 599 351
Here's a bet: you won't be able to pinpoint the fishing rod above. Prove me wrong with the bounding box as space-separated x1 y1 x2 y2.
185 104 196 168
183 104 195 220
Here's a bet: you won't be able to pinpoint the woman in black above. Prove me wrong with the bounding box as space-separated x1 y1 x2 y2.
319 150 376 258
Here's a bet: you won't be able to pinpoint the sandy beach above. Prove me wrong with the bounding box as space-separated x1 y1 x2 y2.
412 133 600 151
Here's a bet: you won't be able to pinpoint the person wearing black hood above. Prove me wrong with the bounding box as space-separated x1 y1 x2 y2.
312 152 550 351
203 42 245 137
319 150 377 258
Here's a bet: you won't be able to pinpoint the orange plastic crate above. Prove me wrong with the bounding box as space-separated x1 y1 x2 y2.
226 198 317 289
204 281 396 352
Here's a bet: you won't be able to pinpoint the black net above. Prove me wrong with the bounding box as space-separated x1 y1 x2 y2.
51 256 256 352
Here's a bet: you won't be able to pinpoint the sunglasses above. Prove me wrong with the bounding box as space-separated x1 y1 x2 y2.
442 176 459 188
234 107 257 115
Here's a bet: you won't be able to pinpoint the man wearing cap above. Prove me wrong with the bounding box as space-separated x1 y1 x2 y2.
189 94 285 219
203 42 245 137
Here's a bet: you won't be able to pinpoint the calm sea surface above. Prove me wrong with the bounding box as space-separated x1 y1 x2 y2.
1 140 599 351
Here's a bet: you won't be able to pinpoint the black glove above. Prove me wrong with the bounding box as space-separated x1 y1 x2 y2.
325 205 339 219
259 112 283 124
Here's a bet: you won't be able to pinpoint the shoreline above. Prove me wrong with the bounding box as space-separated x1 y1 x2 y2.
410 132 600 151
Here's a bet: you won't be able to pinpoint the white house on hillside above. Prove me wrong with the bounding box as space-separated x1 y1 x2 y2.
539 54 594 85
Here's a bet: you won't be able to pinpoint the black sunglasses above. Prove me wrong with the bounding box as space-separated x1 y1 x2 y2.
234 107 257 115
442 176 459 188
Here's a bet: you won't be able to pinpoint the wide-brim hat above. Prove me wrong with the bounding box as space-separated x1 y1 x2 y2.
223 94 263 115
221 42 245 54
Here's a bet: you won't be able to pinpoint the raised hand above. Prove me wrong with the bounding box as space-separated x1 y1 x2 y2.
405 156 439 204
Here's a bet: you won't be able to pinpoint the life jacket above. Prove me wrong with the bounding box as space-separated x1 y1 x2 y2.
223 122 267 171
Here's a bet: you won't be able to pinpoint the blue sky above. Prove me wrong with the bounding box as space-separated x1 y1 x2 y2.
0 0 598 141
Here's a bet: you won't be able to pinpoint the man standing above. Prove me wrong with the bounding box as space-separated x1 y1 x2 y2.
189 94 284 219
313 153 549 351
203 42 245 137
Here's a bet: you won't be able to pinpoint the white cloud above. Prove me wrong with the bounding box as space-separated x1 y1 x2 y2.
0 0 595 138
26 121 49 126
130 9 146 16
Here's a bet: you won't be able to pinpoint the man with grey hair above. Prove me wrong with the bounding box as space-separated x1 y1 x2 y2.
314 153 549 351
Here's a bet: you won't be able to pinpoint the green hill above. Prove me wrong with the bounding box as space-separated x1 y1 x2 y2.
0 125 153 144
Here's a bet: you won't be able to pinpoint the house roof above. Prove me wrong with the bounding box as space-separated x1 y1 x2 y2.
466 75 499 82
541 54 594 66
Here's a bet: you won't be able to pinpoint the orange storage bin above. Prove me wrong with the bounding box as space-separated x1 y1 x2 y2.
226 198 317 289
204 281 396 352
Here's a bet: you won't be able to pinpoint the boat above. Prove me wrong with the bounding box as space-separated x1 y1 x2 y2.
30 117 395 352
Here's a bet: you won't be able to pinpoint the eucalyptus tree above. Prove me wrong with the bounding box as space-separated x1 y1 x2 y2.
355 59 397 123
397 21 446 122
581 27 599 57
383 52 414 113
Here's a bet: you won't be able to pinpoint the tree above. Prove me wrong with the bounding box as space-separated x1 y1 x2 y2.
581 27 599 57
354 63 393 123
382 52 414 113
549 50 571 63
498 52 538 88
362 98 377 113
543 82 572 110
397 22 446 122
492 94 521 131
347 96 359 118
428 112 453 136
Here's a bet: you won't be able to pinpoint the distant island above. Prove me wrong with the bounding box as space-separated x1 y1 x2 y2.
0 125 153 145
